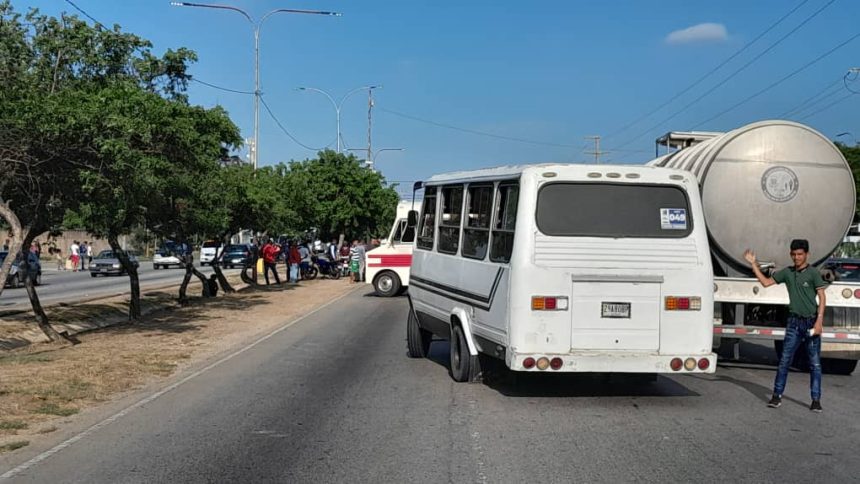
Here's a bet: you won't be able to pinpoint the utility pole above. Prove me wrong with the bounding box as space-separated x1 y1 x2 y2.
585 135 605 164
366 89 375 169
172 2 341 169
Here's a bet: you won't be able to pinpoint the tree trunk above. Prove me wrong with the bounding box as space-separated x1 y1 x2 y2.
19 230 64 342
211 231 234 293
108 235 141 321
0 200 24 298
178 255 211 304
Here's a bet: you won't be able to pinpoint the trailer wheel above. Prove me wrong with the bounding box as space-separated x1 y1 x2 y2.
821 358 857 375
406 309 431 358
373 271 401 297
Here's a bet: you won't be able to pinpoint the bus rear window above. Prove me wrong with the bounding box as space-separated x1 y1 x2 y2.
536 182 692 238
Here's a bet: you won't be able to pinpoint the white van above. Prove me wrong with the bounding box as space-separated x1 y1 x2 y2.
406 164 716 381
366 201 415 296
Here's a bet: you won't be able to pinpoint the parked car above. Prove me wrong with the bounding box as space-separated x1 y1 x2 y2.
200 240 223 266
89 250 140 277
0 251 42 288
153 241 192 270
220 244 252 269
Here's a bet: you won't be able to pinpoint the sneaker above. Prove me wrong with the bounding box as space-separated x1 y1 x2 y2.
810 400 823 413
767 395 782 408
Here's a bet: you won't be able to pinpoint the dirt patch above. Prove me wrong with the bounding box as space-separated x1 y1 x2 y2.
0 278 357 452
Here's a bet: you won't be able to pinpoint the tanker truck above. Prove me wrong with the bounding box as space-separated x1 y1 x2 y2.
648 120 860 375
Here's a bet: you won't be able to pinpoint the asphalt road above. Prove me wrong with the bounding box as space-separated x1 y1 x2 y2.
0 263 243 311
2 289 859 483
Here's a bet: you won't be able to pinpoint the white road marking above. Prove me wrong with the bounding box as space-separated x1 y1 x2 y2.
0 286 361 481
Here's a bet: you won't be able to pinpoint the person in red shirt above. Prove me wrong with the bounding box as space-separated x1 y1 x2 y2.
288 241 302 283
261 239 282 285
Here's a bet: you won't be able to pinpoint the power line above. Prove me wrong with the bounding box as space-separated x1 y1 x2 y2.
603 0 810 142
259 96 334 152
63 0 104 29
799 92 857 120
788 84 848 118
379 107 581 149
692 29 860 128
610 0 837 151
190 78 254 95
779 76 844 117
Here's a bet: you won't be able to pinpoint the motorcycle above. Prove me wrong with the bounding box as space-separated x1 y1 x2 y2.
312 255 341 279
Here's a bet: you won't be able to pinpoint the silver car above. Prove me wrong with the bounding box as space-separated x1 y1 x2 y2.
89 250 140 277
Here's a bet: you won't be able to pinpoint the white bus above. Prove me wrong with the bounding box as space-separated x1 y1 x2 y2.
366 201 415 297
405 164 716 381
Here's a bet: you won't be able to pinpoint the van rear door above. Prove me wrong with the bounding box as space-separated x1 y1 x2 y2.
535 182 694 352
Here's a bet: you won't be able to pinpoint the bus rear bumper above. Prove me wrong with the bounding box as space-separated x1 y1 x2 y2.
509 351 717 374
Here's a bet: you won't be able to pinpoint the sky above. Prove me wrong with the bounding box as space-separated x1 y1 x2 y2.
15 0 860 188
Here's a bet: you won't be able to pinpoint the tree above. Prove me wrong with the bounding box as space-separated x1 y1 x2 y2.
284 150 400 243
0 2 240 328
837 142 860 212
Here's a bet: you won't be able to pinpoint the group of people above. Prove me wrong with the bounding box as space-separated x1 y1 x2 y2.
257 238 371 286
47 240 93 272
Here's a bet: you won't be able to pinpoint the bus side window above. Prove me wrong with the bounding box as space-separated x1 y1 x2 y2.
462 184 493 260
490 183 518 263
438 185 464 255
416 187 437 250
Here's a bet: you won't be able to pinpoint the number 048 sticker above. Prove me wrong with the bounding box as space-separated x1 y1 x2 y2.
660 208 687 230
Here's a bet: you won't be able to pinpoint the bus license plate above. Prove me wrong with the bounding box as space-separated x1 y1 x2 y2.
601 302 630 319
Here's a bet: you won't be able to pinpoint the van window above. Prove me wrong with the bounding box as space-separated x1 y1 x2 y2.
391 219 415 244
536 182 692 238
490 183 518 263
462 184 493 260
438 185 464 254
417 187 437 250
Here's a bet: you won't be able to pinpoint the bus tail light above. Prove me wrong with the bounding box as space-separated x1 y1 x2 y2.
670 358 683 371
550 357 563 370
523 357 535 369
698 358 710 370
684 358 697 371
536 357 550 370
854 289 860 299
531 296 568 311
665 296 701 311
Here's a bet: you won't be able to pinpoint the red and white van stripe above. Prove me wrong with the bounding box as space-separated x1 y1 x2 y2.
367 254 412 268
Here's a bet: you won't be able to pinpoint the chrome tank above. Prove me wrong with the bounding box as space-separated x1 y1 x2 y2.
647 120 855 276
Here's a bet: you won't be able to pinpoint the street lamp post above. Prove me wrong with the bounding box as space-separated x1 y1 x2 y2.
296 86 382 153
347 147 404 170
171 2 341 170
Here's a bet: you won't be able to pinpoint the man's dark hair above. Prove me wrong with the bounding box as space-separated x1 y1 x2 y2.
790 239 809 252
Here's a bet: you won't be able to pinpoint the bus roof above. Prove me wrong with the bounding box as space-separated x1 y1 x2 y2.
423 163 682 185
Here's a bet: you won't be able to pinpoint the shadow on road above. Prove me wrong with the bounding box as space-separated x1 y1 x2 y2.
424 340 699 398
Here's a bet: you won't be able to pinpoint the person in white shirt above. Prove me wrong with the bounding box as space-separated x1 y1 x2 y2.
70 241 80 272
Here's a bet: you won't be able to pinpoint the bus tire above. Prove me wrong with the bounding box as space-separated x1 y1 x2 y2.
449 325 481 382
821 358 857 375
373 271 401 297
406 309 431 358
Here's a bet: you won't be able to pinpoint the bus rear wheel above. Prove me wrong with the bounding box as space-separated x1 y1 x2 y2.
449 325 481 382
406 309 431 358
373 271 401 297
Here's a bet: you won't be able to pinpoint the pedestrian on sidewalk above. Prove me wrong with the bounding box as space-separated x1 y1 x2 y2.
54 248 65 271
744 239 827 412
86 242 94 267
349 240 361 283
70 240 80 272
261 239 281 285
288 241 302 283
79 241 88 270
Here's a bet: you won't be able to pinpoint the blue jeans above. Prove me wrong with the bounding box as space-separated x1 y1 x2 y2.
289 263 299 283
774 315 822 400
